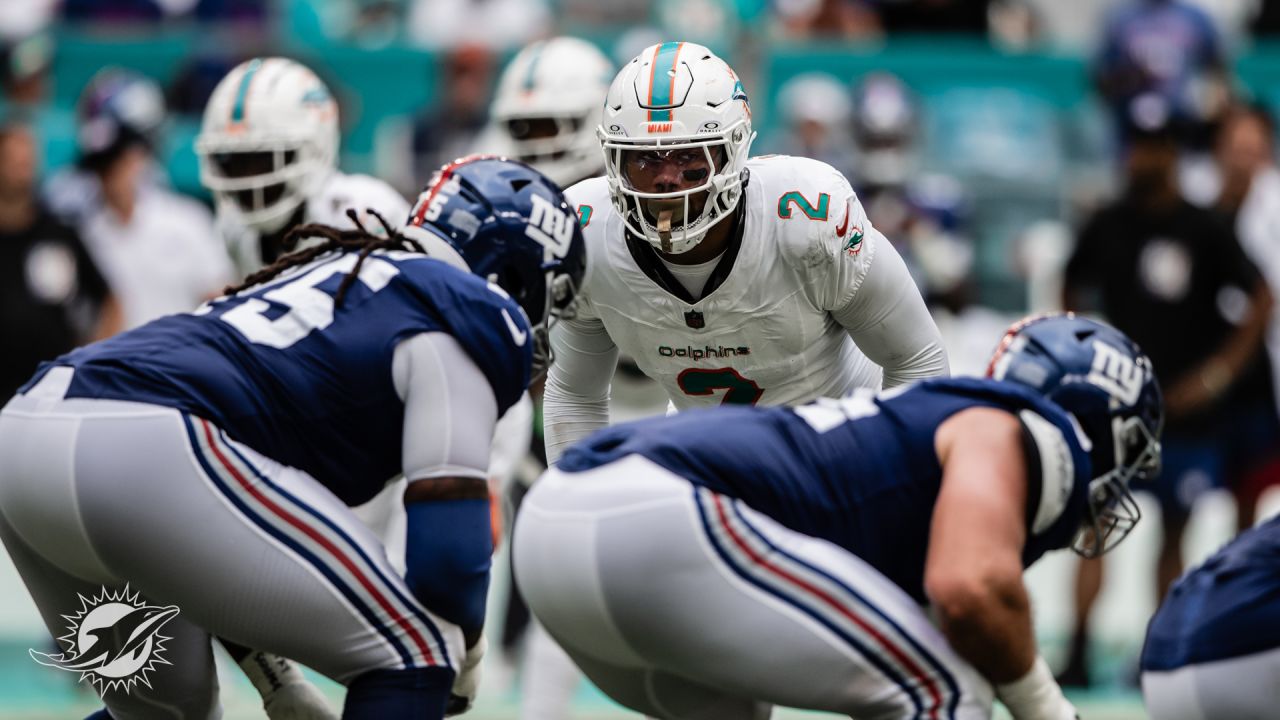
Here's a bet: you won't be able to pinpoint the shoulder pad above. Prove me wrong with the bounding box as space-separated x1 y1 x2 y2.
751 157 866 258
565 176 612 223
1019 409 1077 535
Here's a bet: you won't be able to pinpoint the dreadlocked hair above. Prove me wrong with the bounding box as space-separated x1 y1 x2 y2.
222 208 426 307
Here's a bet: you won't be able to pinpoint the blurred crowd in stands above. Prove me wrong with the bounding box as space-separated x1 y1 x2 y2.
2 0 1280 695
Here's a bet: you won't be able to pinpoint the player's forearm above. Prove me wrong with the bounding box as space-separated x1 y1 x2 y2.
542 321 617 464
542 383 610 464
933 580 1076 717
929 570 1036 683
403 476 493 646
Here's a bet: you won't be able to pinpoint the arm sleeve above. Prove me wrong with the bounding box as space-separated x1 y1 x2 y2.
395 331 498 638
1017 409 1078 536
394 332 498 480
488 392 533 483
780 161 947 387
542 309 619 465
830 233 950 387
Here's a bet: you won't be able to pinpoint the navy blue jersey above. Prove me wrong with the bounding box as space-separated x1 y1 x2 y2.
22 250 532 505
559 378 1093 602
1141 515 1280 671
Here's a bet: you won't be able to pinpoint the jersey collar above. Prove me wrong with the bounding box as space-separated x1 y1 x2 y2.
622 170 750 305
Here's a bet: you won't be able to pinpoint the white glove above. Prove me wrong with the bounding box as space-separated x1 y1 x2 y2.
238 650 338 720
995 656 1079 720
446 633 487 716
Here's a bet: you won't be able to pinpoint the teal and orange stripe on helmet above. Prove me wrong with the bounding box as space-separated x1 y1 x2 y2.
646 41 685 122
522 41 546 93
230 58 264 124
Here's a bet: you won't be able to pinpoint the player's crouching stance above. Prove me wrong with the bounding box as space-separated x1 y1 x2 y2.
0 156 585 720
514 314 1163 720
1140 513 1280 720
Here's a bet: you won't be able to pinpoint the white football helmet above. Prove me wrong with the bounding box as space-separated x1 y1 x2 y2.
599 42 755 254
488 36 613 187
195 57 339 234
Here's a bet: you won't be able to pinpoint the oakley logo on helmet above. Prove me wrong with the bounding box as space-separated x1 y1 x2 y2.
526 193 576 260
1087 340 1146 406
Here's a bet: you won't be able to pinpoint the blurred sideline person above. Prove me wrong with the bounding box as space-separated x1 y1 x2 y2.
1140 513 1280 720
1094 0 1228 148
1059 109 1271 686
0 112 115 398
516 314 1163 720
0 157 585 720
1205 104 1280 523
48 69 233 331
196 56 410 279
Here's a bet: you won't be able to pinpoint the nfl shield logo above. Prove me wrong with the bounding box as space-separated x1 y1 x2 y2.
684 310 705 329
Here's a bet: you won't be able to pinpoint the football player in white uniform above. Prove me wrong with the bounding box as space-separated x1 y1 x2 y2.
196 57 410 279
479 36 615 190
546 42 948 461
531 42 947 720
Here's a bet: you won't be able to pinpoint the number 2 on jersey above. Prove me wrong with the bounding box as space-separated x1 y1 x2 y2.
777 191 830 221
677 367 764 405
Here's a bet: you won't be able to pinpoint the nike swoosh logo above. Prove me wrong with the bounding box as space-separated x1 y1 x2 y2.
835 199 851 237
502 309 528 346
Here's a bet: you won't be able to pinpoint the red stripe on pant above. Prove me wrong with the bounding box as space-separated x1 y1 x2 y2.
199 419 437 666
711 494 943 720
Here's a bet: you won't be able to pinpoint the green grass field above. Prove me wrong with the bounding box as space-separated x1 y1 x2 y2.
0 639 1150 719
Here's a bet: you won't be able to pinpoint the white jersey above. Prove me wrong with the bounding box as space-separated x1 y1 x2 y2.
543 154 947 461
79 188 234 330
221 170 410 277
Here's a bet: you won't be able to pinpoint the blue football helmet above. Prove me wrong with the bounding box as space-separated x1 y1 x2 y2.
404 155 587 376
76 68 166 167
987 313 1164 558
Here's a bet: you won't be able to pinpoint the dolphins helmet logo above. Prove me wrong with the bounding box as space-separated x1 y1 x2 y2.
30 585 180 694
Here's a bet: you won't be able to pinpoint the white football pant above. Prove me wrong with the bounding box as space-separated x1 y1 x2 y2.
513 454 993 720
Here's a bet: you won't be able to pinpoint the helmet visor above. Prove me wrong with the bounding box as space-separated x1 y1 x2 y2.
206 150 294 213
617 144 721 194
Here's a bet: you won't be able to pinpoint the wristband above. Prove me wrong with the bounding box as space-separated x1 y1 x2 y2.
995 656 1077 720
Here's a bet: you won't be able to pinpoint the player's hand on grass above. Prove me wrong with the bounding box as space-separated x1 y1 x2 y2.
446 632 487 716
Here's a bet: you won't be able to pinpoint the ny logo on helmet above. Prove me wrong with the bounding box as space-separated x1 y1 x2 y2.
526 193 575 260
1088 341 1146 406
